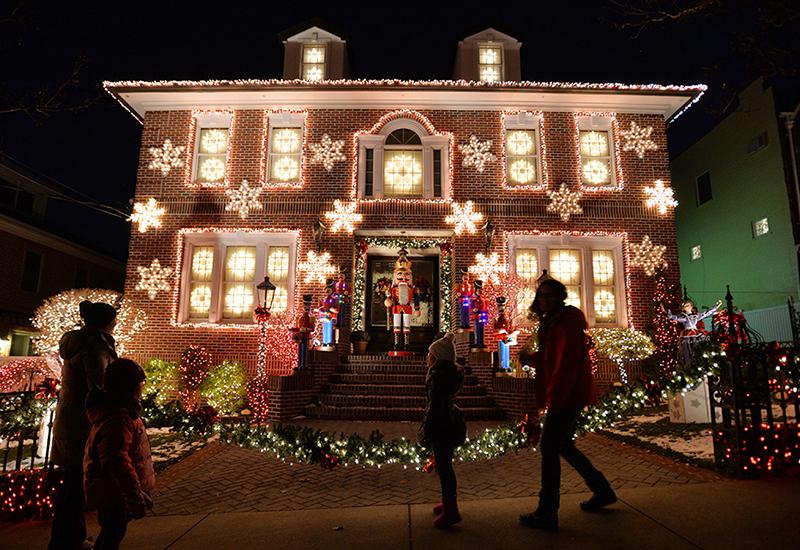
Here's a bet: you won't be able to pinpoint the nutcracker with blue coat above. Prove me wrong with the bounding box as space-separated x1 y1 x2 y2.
318 279 338 350
334 270 350 344
493 296 519 372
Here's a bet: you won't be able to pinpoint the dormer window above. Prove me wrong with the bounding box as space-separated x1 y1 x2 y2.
478 43 503 82
302 44 326 81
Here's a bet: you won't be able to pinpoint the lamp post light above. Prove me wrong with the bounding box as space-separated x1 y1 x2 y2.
256 276 277 313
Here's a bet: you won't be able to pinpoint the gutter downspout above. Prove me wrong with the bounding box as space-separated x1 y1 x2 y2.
780 104 800 302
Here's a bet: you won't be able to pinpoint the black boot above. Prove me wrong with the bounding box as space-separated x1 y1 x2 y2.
580 488 617 512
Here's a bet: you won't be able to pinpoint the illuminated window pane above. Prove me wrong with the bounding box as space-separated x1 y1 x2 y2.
189 246 215 318
478 44 503 82
302 44 326 81
268 247 290 282
549 249 581 308
223 284 254 318
691 244 702 260
272 286 289 312
189 284 212 316
592 250 616 323
579 130 612 185
752 218 769 237
269 128 302 182
191 247 214 281
384 150 423 197
196 127 229 184
225 247 256 281
506 129 538 185
515 249 538 281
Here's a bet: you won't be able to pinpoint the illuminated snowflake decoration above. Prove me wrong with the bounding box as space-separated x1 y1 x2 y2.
148 139 185 176
445 200 484 235
630 236 667 276
128 198 165 233
468 252 505 285
225 179 263 219
546 184 583 222
298 251 338 284
459 135 496 172
324 200 362 233
309 134 346 171
621 121 658 159
135 259 173 300
643 179 678 215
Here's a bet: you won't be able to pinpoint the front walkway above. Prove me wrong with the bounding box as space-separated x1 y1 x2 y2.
152 420 721 515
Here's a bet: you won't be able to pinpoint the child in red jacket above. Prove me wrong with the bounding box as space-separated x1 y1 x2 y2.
84 359 154 550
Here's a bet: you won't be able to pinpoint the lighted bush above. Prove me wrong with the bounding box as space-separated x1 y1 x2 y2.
198 361 247 415
143 359 180 405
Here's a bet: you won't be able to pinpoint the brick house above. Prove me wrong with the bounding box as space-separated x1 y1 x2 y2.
104 26 704 420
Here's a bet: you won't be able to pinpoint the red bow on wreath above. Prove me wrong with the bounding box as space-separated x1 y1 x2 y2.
357 240 369 257
320 452 340 470
438 242 452 256
35 378 59 400
254 306 271 324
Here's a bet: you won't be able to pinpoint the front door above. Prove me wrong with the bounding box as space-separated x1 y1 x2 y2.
365 254 439 353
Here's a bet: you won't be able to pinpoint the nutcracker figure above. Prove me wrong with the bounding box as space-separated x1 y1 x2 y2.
493 296 519 373
456 268 473 331
470 279 489 350
333 270 350 344
318 278 338 351
384 248 420 356
291 294 315 370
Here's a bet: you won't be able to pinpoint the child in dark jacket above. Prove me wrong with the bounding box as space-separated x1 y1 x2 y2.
420 333 466 528
84 359 155 550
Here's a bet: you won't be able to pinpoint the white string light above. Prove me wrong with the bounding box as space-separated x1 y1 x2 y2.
298 251 337 284
148 139 185 176
468 252 505 285
310 134 346 171
621 121 658 159
224 179 263 219
546 184 583 222
445 201 484 235
129 198 165 233
324 200 362 233
643 179 678 215
630 236 667 276
136 259 173 300
459 135 496 172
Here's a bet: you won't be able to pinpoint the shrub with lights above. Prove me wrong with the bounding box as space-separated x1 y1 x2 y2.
198 360 247 415
143 358 180 406
179 345 211 411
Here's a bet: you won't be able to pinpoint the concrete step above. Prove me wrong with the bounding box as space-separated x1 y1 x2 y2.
322 383 486 396
317 394 497 409
338 362 428 374
302 404 507 421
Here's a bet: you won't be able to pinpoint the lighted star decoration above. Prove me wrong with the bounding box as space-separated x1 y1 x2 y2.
310 134 346 171
445 200 484 235
225 179 263 219
135 259 173 300
459 135 496 172
148 139 185 176
644 179 678 215
324 200 362 233
129 198 165 233
630 236 667 276
468 252 505 285
621 121 658 159
298 251 338 284
546 183 583 222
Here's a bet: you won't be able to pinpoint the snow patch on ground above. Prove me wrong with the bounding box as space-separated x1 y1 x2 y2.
604 409 715 462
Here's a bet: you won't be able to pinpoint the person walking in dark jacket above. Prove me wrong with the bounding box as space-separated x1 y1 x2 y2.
420 333 466 528
84 358 154 550
519 279 616 531
49 301 118 549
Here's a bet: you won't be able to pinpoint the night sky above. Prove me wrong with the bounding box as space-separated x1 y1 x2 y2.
1 1 797 260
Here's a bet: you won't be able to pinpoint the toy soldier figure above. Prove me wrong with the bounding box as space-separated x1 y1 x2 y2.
318 279 338 351
291 294 316 369
384 248 420 356
334 270 350 344
471 280 489 350
456 268 473 331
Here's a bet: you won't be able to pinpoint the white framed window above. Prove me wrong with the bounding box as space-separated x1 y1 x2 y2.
478 43 503 82
509 234 627 327
302 43 326 81
504 113 543 186
576 116 617 187
357 118 450 200
267 113 304 184
192 113 231 185
691 244 702 261
179 231 298 324
752 218 769 237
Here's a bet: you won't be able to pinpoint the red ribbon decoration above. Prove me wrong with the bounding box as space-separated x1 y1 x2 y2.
34 378 59 400
422 455 436 473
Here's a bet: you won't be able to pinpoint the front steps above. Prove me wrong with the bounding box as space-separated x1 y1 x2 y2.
303 354 506 421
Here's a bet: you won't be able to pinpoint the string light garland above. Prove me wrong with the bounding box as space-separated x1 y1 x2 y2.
32 289 147 356
621 120 658 159
546 184 583 222
324 200 363 233
0 358 49 393
299 251 337 284
136 259 173 300
445 201 484 234
178 345 211 411
148 139 184 176
643 179 678 215
630 236 668 277
129 198 165 233
459 135 496 172
651 270 681 377
224 179 263 219
310 133 346 171
468 252 505 285
0 469 64 521
198 360 246 414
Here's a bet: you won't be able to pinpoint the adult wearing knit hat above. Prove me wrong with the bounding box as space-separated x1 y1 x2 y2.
420 333 467 528
49 301 118 550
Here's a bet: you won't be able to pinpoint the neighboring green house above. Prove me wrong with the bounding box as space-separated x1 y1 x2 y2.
670 78 800 341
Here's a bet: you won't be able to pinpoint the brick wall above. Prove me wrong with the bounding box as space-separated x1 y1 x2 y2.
124 106 677 371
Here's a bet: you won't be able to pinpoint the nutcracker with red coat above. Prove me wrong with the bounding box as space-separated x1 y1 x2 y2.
456 268 473 330
291 294 315 369
333 270 350 343
470 279 489 350
384 248 420 355
493 296 519 373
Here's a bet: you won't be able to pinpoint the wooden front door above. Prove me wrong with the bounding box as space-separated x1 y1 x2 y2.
365 254 439 353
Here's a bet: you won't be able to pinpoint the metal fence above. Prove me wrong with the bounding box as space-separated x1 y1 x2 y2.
0 392 56 472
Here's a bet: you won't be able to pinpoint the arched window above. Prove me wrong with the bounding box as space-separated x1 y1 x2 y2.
357 117 450 200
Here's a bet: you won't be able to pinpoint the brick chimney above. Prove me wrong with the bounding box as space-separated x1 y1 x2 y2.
282 26 348 81
453 28 522 82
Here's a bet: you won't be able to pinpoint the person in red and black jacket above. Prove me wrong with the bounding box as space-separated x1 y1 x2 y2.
519 278 616 531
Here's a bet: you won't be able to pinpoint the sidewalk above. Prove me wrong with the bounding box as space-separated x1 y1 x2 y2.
2 477 797 549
